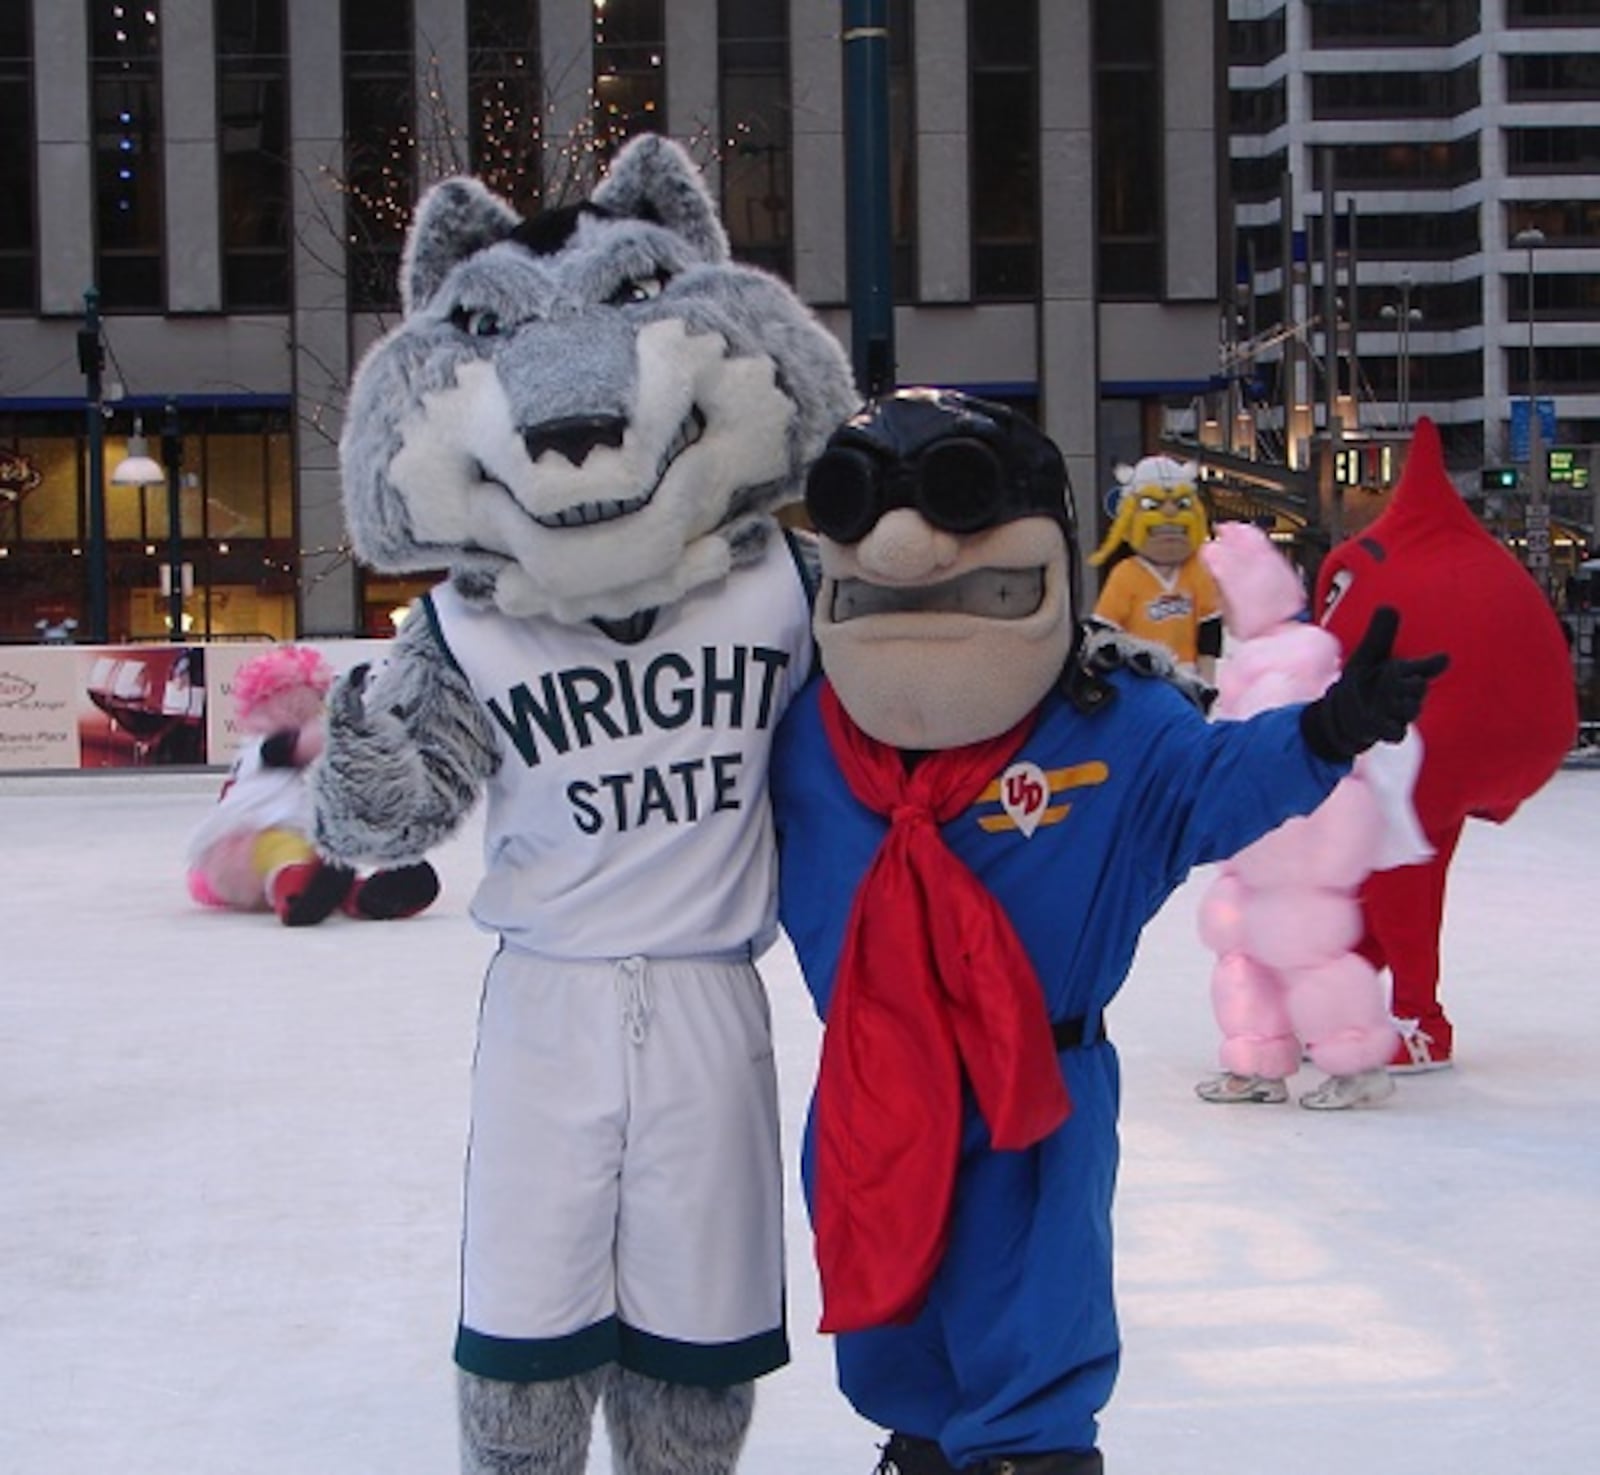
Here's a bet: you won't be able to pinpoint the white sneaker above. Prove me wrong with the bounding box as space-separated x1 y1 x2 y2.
1195 1072 1289 1105
1298 1069 1396 1111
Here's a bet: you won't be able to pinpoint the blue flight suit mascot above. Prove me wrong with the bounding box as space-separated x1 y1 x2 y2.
771 390 1446 1475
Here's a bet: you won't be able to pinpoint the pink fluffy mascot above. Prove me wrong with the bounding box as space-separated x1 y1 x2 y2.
186 644 440 926
1194 523 1428 1110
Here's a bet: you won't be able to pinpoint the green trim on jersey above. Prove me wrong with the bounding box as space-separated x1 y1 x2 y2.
454 1318 789 1386
619 1321 789 1387
420 589 468 680
455 1318 619 1382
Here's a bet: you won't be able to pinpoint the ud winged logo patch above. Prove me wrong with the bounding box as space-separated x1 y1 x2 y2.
980 759 1110 837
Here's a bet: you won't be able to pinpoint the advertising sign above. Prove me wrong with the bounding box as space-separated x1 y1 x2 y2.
0 639 395 774
0 647 82 770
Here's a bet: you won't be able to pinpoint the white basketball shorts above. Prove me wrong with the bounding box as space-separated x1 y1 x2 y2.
454 949 788 1387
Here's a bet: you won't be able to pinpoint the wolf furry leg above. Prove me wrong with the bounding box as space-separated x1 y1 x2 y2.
458 1367 609 1475
603 1369 755 1475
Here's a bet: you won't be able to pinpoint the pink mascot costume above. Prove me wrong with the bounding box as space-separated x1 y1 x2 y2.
186 644 440 926
1195 523 1431 1110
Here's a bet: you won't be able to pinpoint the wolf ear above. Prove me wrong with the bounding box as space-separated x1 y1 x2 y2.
590 133 730 264
401 176 521 314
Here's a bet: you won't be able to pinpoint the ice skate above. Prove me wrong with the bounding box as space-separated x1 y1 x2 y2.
343 860 440 920
1298 1068 1396 1111
269 859 355 927
1195 1071 1288 1104
1390 1017 1454 1073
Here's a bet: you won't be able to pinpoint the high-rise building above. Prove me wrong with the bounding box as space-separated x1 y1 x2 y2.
0 0 1230 644
1226 0 1599 556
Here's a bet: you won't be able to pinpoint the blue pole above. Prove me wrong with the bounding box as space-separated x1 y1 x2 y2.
843 0 895 398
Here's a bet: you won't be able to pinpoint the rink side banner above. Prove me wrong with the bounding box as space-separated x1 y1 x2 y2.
0 640 391 773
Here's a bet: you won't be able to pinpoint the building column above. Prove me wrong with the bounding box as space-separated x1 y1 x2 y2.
32 0 93 315
163 0 222 312
1162 0 1222 303
790 3 847 305
1036 2 1098 548
665 0 719 194
914 0 969 303
288 0 357 635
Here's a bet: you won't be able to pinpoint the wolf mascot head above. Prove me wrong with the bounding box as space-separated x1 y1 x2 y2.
314 135 857 869
340 133 858 626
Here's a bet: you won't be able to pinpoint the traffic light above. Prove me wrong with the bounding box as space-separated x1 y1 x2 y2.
1481 467 1519 492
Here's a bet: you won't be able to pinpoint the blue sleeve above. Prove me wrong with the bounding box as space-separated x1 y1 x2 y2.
1117 677 1350 890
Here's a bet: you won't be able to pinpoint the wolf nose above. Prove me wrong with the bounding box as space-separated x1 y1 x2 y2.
523 416 627 467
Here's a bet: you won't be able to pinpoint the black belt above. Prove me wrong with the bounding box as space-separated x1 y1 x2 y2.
1052 1013 1107 1051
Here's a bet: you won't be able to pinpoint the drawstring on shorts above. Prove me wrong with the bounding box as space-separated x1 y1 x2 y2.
616 955 650 1045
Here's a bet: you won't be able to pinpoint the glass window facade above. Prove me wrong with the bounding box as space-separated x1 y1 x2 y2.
469 0 542 215
0 406 297 643
1310 64 1480 119
1095 0 1162 299
970 0 1038 300
1229 9 1287 65
1309 0 1481 48
217 0 291 310
0 5 34 312
1316 139 1480 189
1506 126 1600 173
1231 78 1286 133
343 0 415 311
91 0 165 311
718 0 791 278
593 0 665 161
1507 0 1600 24
1322 206 1481 261
1509 198 1600 245
1506 51 1600 100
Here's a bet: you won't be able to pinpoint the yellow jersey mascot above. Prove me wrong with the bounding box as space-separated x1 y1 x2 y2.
1089 456 1221 680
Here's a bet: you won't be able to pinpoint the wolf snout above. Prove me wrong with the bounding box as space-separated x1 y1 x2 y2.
523 416 627 467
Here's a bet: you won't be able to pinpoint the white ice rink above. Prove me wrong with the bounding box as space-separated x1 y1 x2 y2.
2 765 1596 1475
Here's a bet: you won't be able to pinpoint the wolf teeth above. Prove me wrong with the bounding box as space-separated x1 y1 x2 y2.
655 407 707 481
529 406 707 531
547 495 649 528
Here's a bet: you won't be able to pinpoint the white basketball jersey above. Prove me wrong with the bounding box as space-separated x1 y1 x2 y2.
427 536 814 960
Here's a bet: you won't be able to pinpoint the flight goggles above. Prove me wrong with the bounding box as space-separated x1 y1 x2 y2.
805 389 1072 546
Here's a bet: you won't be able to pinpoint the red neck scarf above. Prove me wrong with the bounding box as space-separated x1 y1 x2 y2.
812 681 1072 1334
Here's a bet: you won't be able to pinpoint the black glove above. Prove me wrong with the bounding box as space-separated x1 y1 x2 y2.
1300 606 1449 762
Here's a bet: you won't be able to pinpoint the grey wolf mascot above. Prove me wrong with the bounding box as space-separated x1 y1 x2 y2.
311 135 857 1475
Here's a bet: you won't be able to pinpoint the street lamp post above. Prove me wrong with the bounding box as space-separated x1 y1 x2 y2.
111 400 185 639
76 288 108 644
1380 275 1421 428
1513 227 1549 596
160 400 184 640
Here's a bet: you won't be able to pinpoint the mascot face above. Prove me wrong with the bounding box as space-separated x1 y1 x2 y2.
340 134 858 624
807 390 1078 750
1093 456 1206 570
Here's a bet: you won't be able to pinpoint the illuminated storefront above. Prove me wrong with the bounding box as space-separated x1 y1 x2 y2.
0 399 299 644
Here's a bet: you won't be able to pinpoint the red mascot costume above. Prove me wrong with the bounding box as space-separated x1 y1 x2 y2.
1315 417 1576 1071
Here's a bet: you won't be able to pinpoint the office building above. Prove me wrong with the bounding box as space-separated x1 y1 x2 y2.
1226 0 1599 566
0 0 1230 642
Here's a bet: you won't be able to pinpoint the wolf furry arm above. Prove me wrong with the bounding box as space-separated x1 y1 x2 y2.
310 611 499 866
